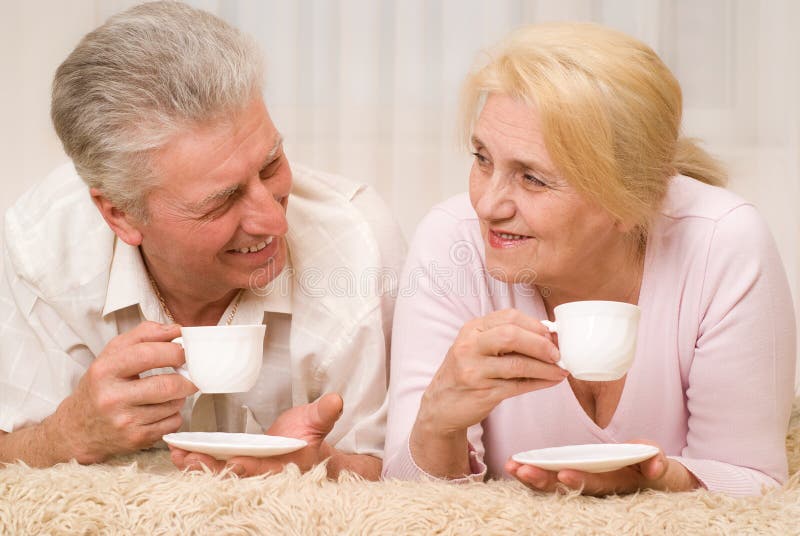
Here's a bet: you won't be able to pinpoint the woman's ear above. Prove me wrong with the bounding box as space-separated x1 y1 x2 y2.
614 217 637 234
90 188 144 246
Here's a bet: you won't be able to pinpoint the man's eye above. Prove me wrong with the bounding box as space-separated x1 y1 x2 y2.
201 203 228 220
471 152 489 165
260 158 282 179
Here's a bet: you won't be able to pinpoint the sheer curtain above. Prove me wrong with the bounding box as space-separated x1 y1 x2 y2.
2 0 799 386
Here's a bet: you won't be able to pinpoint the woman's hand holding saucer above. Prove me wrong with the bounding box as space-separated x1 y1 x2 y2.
505 440 700 495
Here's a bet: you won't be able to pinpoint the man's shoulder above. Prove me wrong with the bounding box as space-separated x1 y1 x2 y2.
290 164 364 205
284 164 405 329
3 163 114 299
287 164 405 251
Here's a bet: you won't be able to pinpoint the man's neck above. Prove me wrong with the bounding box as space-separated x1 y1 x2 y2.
141 250 238 327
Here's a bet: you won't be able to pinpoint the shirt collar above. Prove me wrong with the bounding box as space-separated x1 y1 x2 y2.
102 238 293 320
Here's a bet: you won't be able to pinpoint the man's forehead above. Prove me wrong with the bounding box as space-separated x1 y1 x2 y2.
183 132 285 212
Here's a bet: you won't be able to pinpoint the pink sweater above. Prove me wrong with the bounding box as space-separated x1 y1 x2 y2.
383 175 796 496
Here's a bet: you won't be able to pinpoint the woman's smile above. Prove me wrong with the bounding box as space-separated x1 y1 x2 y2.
488 229 534 249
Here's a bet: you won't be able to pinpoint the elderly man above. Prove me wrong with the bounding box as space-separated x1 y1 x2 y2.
0 2 404 479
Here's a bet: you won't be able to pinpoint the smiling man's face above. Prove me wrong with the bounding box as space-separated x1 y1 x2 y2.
136 96 291 301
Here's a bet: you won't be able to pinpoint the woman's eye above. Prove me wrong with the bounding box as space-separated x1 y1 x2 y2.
523 173 547 188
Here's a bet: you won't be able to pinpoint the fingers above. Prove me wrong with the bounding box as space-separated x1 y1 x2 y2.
640 455 668 481
484 355 568 382
506 460 561 492
307 393 344 438
557 468 643 496
126 373 197 405
107 321 182 352
501 377 566 399
177 451 226 473
141 412 184 443
637 449 668 481
134 398 187 425
476 324 560 362
478 309 551 336
225 456 282 477
169 446 190 468
111 341 187 378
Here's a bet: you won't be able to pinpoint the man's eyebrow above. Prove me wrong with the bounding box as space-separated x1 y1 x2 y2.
192 184 241 212
259 134 284 171
190 134 285 213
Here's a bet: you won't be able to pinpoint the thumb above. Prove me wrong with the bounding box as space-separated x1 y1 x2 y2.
308 393 344 437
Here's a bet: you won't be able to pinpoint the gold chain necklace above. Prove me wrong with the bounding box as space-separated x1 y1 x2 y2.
147 273 243 326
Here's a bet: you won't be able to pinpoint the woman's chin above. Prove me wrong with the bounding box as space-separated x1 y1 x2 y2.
485 263 540 285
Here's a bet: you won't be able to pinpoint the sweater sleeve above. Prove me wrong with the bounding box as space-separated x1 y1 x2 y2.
673 204 796 496
382 204 488 481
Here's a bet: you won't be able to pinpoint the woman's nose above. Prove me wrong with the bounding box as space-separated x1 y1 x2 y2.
474 173 515 221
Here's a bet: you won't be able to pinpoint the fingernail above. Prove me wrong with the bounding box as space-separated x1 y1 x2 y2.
550 346 560 363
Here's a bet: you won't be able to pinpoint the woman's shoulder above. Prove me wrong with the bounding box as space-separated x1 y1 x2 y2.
658 175 773 247
423 192 479 224
660 175 751 223
414 192 480 239
651 175 782 293
407 192 483 265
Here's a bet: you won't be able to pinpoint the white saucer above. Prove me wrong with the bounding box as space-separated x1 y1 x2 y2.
163 432 307 461
511 443 660 473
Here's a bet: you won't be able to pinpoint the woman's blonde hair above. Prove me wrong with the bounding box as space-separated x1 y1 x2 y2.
461 22 726 244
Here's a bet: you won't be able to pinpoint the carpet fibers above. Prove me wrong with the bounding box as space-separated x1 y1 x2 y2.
2 402 799 535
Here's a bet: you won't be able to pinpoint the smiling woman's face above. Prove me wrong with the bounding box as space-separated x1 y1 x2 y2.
468 94 625 288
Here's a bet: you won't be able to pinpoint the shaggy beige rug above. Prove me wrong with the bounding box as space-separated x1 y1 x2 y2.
2 402 799 535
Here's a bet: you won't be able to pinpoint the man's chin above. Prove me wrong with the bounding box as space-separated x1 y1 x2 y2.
245 257 287 292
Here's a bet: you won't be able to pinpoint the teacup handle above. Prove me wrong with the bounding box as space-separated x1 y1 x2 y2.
540 320 557 333
170 336 192 382
539 321 567 372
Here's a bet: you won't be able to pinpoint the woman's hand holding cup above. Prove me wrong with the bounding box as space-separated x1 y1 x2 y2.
410 309 569 478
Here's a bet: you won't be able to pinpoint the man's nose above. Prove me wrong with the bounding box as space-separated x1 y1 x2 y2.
240 179 289 237
474 172 515 221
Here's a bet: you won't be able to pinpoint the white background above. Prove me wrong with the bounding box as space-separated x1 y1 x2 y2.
1 0 798 388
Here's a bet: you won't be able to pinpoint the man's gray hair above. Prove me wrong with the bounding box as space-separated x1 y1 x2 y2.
51 1 264 219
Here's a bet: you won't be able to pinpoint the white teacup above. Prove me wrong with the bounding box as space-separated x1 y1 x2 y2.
172 324 266 393
540 301 640 381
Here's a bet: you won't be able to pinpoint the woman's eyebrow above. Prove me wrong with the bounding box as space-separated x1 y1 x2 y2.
471 135 555 175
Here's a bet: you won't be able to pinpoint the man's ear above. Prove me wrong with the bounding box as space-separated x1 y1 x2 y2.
90 188 144 246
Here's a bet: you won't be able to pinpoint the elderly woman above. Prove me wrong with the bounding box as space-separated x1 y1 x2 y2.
382 22 796 496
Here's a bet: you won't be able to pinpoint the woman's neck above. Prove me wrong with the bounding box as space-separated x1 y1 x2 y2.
539 242 646 318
